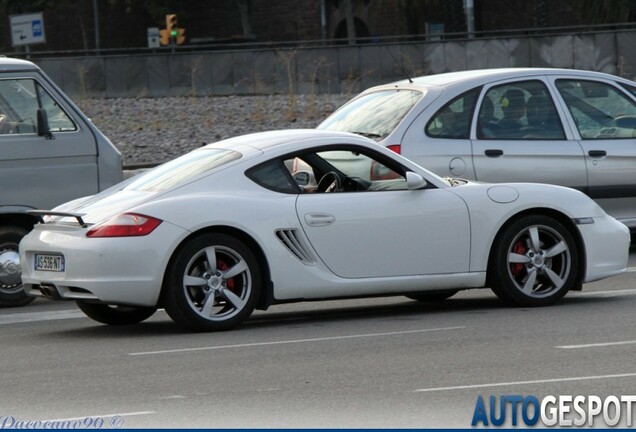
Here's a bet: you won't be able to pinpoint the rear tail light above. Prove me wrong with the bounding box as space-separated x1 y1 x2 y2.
86 213 162 238
387 144 401 154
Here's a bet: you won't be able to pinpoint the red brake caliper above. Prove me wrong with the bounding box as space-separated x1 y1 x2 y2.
217 261 235 291
511 240 526 277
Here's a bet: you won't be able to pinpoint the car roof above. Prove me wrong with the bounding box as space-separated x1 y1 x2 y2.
387 67 634 88
204 129 369 154
0 57 38 72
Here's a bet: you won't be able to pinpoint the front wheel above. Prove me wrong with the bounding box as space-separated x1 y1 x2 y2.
77 302 157 325
162 233 261 332
490 215 579 306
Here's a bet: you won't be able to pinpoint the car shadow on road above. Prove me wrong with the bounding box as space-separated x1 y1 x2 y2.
244 291 627 330
42 290 629 338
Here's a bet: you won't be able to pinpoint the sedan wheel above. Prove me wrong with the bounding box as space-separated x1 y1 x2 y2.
490 215 578 306
163 233 261 331
76 302 157 325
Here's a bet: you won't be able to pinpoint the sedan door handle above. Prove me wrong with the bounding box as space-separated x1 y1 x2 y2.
305 213 335 227
588 150 607 158
484 149 504 157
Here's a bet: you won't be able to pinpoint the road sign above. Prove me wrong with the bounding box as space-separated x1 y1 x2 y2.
147 27 160 48
10 13 46 47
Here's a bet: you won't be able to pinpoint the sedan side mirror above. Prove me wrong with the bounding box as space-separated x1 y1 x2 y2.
406 171 427 190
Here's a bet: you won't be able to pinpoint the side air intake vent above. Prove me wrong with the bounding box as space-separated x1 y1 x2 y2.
275 229 315 264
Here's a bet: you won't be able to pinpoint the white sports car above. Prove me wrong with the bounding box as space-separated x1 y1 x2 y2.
20 130 630 331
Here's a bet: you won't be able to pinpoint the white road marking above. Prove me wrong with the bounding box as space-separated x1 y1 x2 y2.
628 267 636 273
414 372 636 393
43 411 156 421
556 340 636 349
575 288 636 297
0 309 85 325
129 326 466 356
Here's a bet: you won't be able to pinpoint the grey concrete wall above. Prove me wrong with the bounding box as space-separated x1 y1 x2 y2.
35 30 636 99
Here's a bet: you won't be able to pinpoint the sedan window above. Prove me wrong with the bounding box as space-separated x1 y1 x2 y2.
426 87 480 139
556 79 636 139
318 90 423 140
477 80 565 140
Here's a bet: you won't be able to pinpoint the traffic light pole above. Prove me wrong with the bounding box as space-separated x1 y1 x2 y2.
93 0 101 52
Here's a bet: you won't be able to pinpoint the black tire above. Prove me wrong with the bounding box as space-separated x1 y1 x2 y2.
0 226 36 307
162 233 261 332
489 215 579 306
406 290 458 302
76 301 157 325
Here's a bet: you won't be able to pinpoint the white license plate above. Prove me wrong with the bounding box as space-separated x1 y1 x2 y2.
34 254 65 272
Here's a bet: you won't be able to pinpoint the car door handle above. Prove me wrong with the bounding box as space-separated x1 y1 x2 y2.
588 150 607 158
484 149 504 157
305 213 335 227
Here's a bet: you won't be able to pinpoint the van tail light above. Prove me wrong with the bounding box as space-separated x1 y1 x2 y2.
86 213 162 237
387 144 401 154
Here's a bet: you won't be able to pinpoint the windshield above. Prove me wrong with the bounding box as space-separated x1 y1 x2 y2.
318 89 423 140
124 148 242 192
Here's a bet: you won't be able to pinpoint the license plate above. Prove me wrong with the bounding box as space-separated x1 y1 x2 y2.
34 254 65 272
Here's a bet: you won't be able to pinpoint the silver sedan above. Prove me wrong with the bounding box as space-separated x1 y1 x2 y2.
319 68 636 231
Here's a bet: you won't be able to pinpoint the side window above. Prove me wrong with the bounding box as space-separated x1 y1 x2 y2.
253 146 412 194
477 80 565 140
556 79 636 139
314 149 408 192
0 79 38 134
426 87 480 139
0 79 76 135
246 160 298 194
37 85 76 132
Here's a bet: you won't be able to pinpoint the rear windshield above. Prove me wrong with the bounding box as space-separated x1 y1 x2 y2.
124 148 241 192
318 89 423 140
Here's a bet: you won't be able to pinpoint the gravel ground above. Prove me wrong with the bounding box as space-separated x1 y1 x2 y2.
76 94 350 165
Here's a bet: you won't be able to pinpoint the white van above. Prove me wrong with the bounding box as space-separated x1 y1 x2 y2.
0 57 123 306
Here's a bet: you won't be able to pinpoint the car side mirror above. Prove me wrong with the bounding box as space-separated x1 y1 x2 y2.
406 171 427 190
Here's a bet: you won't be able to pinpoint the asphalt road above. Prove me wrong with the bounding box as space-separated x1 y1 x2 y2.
1 250 634 428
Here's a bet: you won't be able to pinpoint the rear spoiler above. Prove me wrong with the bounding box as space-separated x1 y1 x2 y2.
28 210 89 228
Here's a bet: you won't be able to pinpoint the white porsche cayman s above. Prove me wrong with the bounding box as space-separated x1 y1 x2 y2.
20 130 630 331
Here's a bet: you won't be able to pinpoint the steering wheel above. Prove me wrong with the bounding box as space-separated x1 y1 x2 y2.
317 171 340 193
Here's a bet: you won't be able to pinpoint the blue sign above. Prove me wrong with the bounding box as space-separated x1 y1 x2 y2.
32 20 42 37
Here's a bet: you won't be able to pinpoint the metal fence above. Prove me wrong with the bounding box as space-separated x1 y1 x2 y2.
33 29 636 98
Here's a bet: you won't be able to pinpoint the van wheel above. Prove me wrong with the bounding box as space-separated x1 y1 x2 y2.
0 226 35 307
76 302 157 325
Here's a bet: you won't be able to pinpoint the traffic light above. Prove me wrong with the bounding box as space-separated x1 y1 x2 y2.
166 14 177 41
159 14 185 46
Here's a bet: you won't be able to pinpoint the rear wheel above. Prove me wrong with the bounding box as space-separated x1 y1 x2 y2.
0 226 35 307
76 302 157 325
406 290 458 302
490 215 578 306
163 233 261 332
